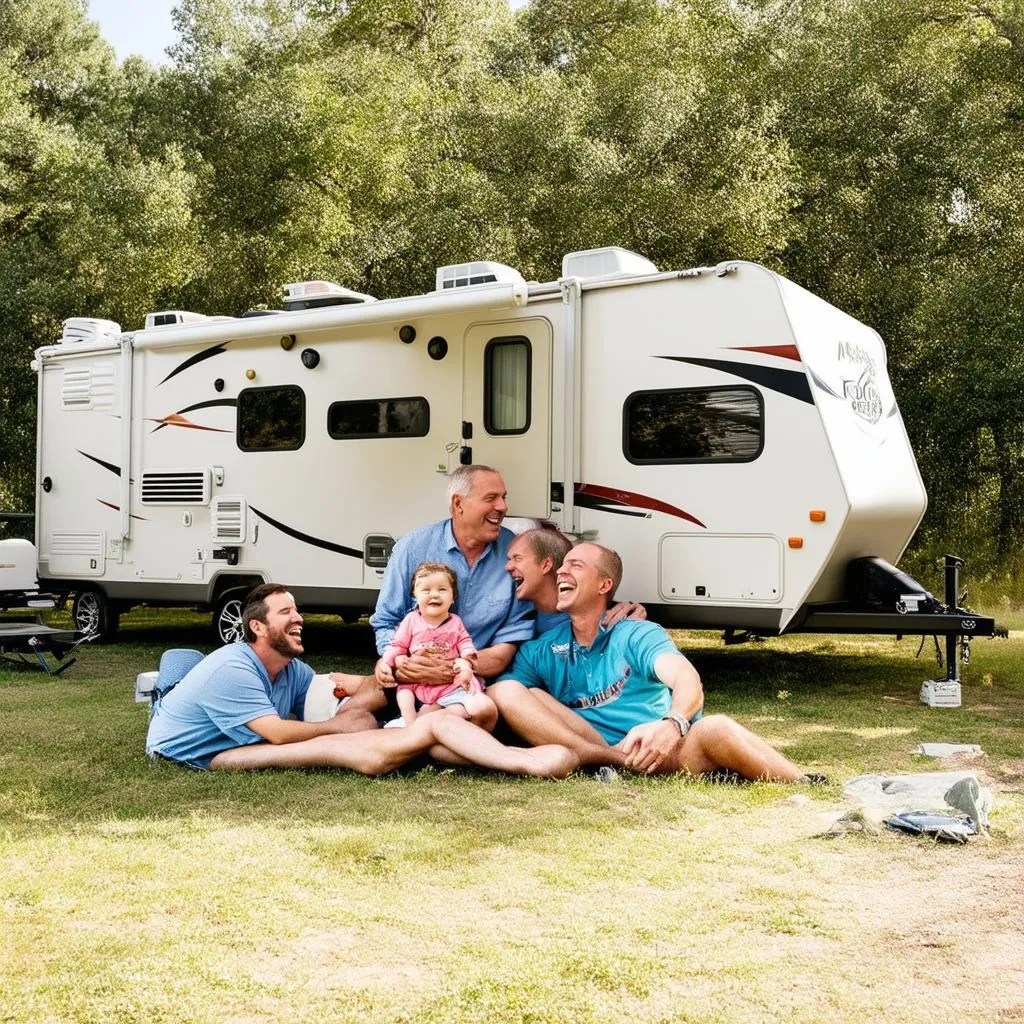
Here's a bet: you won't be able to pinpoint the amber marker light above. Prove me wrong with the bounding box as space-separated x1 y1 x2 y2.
809 510 826 522
788 537 804 548
245 369 256 380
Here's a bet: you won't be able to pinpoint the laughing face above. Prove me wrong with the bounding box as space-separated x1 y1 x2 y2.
505 534 552 603
555 544 614 613
255 590 304 657
412 570 456 625
452 470 508 546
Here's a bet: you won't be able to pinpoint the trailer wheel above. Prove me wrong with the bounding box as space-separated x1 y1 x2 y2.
72 587 120 642
213 590 248 645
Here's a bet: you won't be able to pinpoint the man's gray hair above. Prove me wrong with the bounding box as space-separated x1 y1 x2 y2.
447 464 500 505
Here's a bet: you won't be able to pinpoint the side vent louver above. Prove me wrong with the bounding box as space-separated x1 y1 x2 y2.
61 363 116 410
211 496 247 543
141 469 211 505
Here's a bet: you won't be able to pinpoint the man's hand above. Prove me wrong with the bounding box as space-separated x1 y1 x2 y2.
374 659 395 688
616 719 682 774
602 601 647 628
392 648 456 685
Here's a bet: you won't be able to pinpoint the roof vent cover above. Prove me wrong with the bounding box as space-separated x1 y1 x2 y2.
561 247 659 281
282 281 376 311
434 261 525 292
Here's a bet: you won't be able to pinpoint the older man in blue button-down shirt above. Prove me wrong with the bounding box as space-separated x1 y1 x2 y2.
370 465 533 692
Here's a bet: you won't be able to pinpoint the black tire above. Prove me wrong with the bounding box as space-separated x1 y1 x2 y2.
72 587 120 642
212 589 248 645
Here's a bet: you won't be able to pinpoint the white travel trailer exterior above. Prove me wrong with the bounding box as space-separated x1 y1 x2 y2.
33 247 934 643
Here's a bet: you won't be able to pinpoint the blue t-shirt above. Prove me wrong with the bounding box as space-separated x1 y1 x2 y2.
369 518 535 655
499 619 682 743
145 644 314 768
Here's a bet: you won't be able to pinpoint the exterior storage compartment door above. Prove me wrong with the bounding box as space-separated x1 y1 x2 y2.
659 534 782 603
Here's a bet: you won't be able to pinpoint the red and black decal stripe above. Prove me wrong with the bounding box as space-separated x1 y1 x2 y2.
658 356 813 404
575 484 706 528
150 398 237 433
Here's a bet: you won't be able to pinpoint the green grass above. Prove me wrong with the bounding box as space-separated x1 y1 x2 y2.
1 606 1022 1023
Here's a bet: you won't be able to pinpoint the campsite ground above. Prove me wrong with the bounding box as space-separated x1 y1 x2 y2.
1 609 1021 1024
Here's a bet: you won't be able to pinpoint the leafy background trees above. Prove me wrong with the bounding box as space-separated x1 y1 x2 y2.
2 0 1022 596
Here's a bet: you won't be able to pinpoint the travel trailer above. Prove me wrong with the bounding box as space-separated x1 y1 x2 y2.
31 248 991 670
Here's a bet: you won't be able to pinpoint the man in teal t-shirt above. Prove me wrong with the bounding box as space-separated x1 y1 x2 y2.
491 542 815 781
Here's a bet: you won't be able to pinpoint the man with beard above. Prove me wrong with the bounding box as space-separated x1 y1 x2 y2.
145 583 576 778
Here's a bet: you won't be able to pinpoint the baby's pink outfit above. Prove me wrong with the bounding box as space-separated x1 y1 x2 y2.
383 610 483 705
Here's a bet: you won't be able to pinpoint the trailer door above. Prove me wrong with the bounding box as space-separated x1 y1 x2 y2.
462 318 551 518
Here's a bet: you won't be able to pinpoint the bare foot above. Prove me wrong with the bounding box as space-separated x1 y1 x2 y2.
517 744 580 779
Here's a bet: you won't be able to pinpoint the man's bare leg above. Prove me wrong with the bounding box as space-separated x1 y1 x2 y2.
431 714 578 779
488 680 624 768
656 714 805 782
211 715 442 773
210 714 577 778
427 693 498 765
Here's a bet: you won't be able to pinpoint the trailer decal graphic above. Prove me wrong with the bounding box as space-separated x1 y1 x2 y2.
806 367 897 423
575 484 706 528
78 450 125 478
150 398 237 433
728 345 802 362
147 414 232 433
250 506 362 559
158 342 231 386
96 499 147 520
658 356 813 405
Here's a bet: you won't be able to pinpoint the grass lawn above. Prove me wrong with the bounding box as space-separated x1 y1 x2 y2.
1 607 1022 1023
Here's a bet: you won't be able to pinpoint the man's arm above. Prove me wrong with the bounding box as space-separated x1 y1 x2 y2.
246 712 357 745
617 647 704 774
602 601 647 627
473 642 517 679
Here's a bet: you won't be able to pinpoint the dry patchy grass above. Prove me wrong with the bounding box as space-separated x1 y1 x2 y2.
1 607 1022 1022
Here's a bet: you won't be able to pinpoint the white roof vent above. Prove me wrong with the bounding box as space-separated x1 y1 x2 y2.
282 280 376 311
60 318 121 345
561 247 659 281
144 310 216 330
435 261 525 292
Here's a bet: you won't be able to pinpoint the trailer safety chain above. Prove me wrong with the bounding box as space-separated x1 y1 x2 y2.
961 638 971 665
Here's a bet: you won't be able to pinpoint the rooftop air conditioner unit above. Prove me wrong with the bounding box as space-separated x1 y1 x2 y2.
434 261 525 292
60 318 121 345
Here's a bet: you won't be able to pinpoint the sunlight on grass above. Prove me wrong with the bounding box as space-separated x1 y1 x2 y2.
1 612 1022 1022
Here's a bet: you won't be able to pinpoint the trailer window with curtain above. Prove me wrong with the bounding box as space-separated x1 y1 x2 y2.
237 385 305 451
484 337 531 434
623 386 763 464
327 397 430 439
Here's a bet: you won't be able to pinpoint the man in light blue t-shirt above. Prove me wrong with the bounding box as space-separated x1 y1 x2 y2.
145 583 577 778
491 542 817 782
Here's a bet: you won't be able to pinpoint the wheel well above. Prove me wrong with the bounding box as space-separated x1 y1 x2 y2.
209 576 265 606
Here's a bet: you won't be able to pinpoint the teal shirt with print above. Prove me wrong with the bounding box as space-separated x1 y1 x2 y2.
499 619 681 743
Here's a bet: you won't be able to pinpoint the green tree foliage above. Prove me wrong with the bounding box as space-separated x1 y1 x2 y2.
1 0 1022 587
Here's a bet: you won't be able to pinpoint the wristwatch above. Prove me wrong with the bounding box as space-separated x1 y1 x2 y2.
661 711 690 738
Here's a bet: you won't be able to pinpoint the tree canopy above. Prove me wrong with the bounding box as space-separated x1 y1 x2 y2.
2 0 1022 591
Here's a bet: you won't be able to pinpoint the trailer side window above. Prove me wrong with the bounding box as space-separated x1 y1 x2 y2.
237 385 305 452
327 397 430 439
484 337 531 435
623 386 763 464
